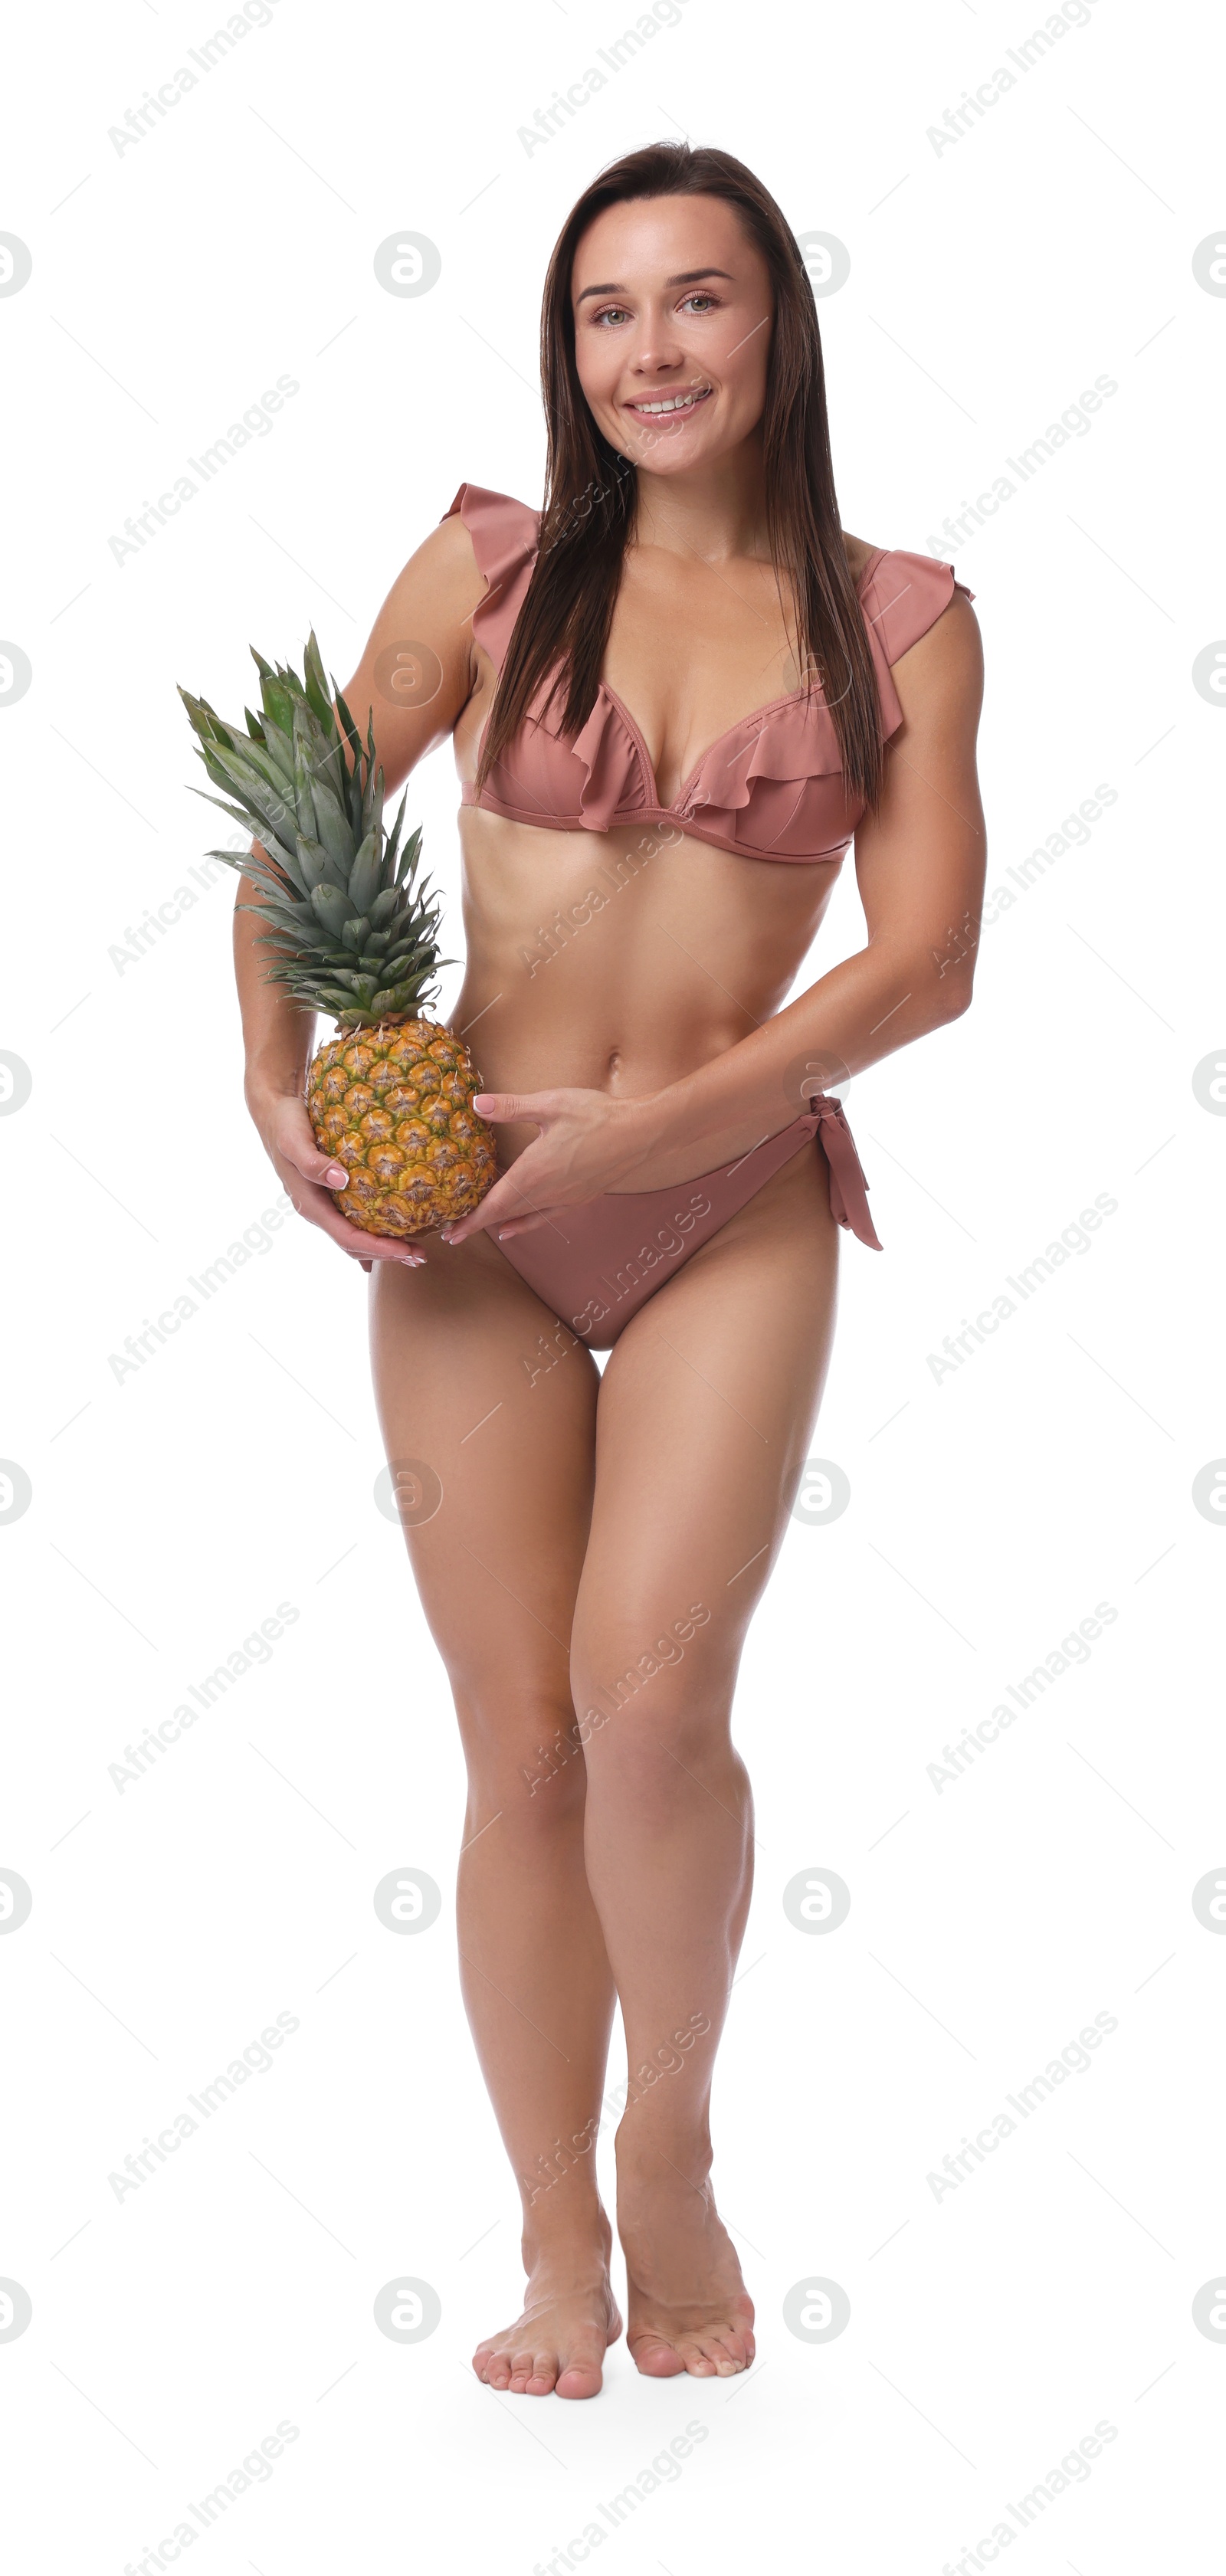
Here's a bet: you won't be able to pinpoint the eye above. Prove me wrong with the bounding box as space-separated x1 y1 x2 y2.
590 303 631 327
680 293 720 313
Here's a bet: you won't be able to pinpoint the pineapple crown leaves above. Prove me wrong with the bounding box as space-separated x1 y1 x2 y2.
178 631 454 1029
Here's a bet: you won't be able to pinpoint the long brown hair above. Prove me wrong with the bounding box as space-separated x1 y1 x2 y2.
476 141 884 809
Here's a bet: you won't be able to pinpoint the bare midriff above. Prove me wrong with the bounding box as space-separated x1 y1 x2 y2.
450 803 843 1175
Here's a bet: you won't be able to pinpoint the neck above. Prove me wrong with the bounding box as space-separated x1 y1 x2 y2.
629 427 770 563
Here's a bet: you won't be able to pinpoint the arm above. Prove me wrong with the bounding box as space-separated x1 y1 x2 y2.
446 592 985 1240
237 513 486 1265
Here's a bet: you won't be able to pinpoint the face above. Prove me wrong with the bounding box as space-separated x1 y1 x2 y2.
570 193 774 475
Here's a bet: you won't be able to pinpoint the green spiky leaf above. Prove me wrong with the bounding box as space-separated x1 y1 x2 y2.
302 630 334 732
333 682 363 768
369 885 400 929
310 775 352 871
259 671 297 739
180 628 445 1031
310 882 350 942
346 828 380 919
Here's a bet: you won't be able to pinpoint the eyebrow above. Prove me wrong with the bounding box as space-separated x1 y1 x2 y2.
575 267 736 305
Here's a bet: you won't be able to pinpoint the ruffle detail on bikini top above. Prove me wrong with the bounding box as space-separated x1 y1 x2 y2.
442 482 539 667
680 688 844 819
676 693 862 859
552 678 860 860
566 688 651 824
526 680 843 842
860 549 975 746
468 672 653 830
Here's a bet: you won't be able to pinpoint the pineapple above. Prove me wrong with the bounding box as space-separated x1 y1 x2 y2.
179 632 497 1239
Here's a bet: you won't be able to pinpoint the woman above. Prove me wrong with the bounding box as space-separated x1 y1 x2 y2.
235 143 985 2399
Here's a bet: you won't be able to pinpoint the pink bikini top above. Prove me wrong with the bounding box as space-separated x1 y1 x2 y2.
443 483 974 864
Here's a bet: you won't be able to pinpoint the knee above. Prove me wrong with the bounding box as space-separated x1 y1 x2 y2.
575 1686 735 1817
454 1681 587 1821
572 1617 728 1780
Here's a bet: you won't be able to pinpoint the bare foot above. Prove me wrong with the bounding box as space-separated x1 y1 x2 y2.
472 2230 623 2398
618 2148 756 2379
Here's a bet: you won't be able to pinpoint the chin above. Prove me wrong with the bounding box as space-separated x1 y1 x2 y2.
618 423 724 470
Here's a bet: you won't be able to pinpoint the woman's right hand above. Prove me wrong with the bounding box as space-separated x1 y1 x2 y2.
246 1083 426 1272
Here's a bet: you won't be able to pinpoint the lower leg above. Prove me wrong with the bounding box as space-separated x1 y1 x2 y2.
578 1681 758 2378
456 1715 623 2394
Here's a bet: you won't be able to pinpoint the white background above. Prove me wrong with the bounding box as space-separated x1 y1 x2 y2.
2 0 1224 2568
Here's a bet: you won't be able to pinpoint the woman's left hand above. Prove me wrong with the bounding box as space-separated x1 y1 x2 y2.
440 1087 656 1245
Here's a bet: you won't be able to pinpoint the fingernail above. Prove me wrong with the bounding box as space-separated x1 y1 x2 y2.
326 1167 347 1186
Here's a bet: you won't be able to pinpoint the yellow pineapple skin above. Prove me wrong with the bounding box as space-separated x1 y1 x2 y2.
306 1017 498 1239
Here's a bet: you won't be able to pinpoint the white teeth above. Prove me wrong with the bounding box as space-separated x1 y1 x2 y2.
632 388 710 415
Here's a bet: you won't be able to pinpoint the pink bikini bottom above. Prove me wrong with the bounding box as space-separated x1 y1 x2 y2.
494 1094 881 1350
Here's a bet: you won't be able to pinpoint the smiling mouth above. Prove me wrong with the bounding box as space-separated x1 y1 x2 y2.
625 385 713 418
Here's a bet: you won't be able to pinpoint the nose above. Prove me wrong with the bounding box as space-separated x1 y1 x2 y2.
626 302 687 379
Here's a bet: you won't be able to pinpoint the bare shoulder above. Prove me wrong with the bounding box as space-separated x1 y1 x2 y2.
895 579 982 684
887 585 983 761
375 509 487 635
336 515 488 787
843 528 981 706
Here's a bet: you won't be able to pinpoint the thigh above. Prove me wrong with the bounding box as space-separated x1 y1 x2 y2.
570 1142 841 1701
369 1234 600 1718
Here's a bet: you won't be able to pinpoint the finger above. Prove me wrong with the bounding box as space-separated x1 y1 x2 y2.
270 1132 352 1191
262 1107 351 1194
284 1184 425 1267
472 1091 562 1126
488 1208 559 1241
474 1154 566 1225
441 1179 543 1244
339 1227 427 1267
293 1147 352 1190
362 1239 427 1267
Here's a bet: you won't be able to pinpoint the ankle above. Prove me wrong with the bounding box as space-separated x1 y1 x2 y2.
520 2204 611 2275
615 2115 713 2184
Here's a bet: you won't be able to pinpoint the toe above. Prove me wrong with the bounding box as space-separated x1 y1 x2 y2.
628 2332 686 2379
484 2354 513 2390
524 2350 559 2395
556 2327 608 2400
556 2359 603 2399
677 2340 717 2377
